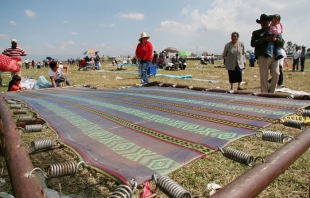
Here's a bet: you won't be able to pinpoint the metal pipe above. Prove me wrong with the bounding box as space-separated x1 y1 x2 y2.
16 119 45 128
0 96 45 198
210 127 310 198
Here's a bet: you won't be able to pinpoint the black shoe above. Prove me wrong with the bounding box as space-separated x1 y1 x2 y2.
237 87 243 91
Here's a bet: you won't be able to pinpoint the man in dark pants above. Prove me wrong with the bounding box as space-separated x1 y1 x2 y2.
251 14 285 93
292 46 301 71
300 45 306 72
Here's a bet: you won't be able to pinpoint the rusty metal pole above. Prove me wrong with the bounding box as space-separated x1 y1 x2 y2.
0 96 45 198
210 127 310 198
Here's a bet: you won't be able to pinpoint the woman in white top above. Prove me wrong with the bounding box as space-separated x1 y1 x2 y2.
48 60 72 87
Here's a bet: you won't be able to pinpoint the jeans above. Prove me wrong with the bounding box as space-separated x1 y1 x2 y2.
95 61 100 70
300 57 306 71
293 58 299 71
140 61 151 84
266 34 283 59
55 78 71 87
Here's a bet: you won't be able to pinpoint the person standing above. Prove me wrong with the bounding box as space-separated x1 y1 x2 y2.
94 52 101 70
292 46 301 71
152 51 158 65
2 39 26 76
268 44 288 87
300 45 306 72
249 52 255 67
251 14 285 93
135 32 153 85
223 32 245 91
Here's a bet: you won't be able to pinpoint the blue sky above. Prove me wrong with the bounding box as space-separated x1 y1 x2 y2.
0 0 309 61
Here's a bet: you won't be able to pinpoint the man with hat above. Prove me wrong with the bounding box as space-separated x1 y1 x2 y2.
300 45 307 72
251 14 285 93
2 39 27 76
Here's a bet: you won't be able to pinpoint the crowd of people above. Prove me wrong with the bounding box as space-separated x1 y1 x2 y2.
1 17 308 92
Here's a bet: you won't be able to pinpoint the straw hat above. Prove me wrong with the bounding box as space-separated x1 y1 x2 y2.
139 32 150 42
11 39 18 43
302 45 306 48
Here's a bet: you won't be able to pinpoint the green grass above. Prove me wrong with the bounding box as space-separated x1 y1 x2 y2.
0 59 310 197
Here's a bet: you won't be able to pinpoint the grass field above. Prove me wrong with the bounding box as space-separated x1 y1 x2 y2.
0 59 309 197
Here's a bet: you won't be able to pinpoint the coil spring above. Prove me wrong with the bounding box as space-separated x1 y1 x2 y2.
282 119 305 129
153 175 191 198
7 99 17 104
30 138 54 152
110 179 137 198
219 147 265 166
13 109 27 114
25 124 42 132
257 131 294 144
17 115 35 122
28 161 85 178
300 110 310 117
10 104 22 109
47 161 85 178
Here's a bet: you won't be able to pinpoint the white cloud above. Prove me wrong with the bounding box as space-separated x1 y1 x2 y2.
0 34 9 39
156 20 195 35
9 21 17 26
25 9 35 17
116 12 144 20
63 21 69 24
70 32 77 35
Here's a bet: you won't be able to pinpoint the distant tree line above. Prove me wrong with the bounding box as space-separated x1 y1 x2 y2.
286 41 310 53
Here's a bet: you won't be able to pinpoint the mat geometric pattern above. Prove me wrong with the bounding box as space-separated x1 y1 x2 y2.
3 87 310 184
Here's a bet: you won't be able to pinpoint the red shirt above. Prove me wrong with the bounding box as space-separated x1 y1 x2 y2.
135 41 153 61
10 84 21 91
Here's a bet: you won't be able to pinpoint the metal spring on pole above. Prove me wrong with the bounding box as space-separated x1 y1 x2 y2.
110 179 137 198
16 124 43 133
13 109 27 114
218 147 265 166
281 119 306 130
256 130 294 144
17 115 36 122
47 161 84 178
25 124 43 132
30 138 55 152
7 99 18 104
28 161 85 178
153 174 191 198
10 104 22 109
300 110 310 117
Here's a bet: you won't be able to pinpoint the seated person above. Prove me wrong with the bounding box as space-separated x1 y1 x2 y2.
179 58 187 70
8 75 23 91
157 57 163 68
163 56 173 69
48 60 72 87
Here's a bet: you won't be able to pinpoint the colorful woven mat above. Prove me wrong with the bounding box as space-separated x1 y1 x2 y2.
3 87 310 184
